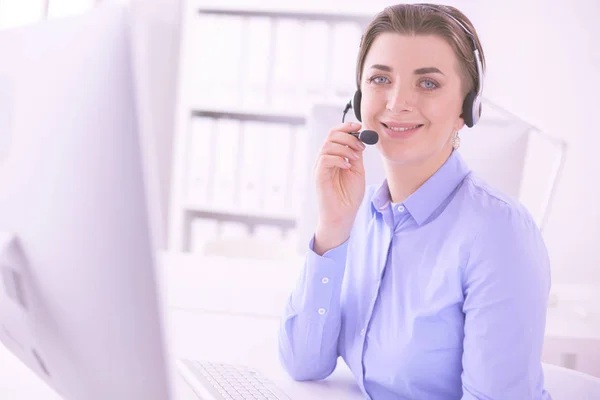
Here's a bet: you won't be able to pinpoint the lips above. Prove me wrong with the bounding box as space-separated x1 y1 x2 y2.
382 122 424 130
381 122 424 138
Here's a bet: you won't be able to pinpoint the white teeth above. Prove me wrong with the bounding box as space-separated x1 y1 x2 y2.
389 124 421 132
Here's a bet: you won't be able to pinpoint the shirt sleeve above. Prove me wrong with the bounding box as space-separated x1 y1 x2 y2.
277 234 349 381
460 206 552 400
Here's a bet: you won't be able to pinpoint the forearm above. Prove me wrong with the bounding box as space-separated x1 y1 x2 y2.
278 236 349 381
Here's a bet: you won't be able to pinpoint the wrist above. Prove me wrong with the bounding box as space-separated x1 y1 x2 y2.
313 222 352 256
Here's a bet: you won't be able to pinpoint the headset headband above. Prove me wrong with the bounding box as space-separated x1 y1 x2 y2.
418 4 484 98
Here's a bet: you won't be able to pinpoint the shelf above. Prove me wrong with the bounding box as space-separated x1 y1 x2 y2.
191 107 306 126
197 5 372 24
183 205 297 229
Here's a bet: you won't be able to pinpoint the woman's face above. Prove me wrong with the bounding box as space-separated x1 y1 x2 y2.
360 33 466 166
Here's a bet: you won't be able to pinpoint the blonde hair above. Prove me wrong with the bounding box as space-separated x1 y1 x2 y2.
356 3 486 98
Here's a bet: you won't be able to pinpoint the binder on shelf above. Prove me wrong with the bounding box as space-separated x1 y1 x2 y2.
189 14 219 104
261 123 293 214
241 16 271 110
238 121 265 215
271 19 303 111
193 14 244 109
212 118 241 210
288 125 310 214
186 117 215 207
300 20 330 103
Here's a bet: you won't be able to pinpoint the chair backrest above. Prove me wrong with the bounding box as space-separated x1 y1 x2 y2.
296 100 566 254
543 363 600 399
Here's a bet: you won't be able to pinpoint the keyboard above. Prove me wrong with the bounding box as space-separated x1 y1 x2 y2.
177 359 291 400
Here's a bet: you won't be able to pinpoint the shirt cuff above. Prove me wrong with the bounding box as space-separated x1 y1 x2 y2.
286 235 348 314
307 234 350 265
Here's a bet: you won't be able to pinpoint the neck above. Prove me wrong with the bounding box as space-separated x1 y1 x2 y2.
384 147 453 203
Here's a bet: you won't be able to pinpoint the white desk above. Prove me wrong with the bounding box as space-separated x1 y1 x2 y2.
167 309 363 400
0 307 363 400
0 251 364 399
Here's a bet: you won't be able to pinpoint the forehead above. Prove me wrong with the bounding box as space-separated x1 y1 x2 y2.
364 32 458 72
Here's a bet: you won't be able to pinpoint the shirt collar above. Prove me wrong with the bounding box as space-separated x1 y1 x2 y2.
370 150 471 225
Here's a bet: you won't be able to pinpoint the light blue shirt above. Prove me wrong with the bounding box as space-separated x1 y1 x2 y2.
278 150 552 400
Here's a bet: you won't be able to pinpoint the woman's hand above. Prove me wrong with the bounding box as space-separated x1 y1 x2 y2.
312 122 366 255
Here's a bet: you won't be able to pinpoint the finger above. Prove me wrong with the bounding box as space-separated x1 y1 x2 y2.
320 141 361 162
316 154 352 171
331 121 362 133
327 128 366 153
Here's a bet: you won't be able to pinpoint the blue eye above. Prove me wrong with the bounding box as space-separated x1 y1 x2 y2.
420 79 438 90
368 76 390 84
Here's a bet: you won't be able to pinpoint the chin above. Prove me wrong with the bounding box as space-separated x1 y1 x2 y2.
379 125 454 158
378 144 424 166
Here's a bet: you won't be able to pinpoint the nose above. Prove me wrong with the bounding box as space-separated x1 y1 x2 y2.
386 84 415 113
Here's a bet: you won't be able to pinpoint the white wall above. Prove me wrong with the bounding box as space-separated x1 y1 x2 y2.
460 0 600 284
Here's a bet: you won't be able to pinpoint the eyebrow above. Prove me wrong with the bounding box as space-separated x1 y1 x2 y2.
369 64 445 76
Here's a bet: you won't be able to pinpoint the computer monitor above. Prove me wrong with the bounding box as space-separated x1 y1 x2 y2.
0 3 173 399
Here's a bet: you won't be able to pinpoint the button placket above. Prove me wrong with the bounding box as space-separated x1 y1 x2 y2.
358 227 393 387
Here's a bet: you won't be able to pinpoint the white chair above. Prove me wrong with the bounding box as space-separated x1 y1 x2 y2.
296 100 567 254
543 362 600 399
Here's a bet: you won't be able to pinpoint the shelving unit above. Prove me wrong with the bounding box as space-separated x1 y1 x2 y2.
168 1 371 253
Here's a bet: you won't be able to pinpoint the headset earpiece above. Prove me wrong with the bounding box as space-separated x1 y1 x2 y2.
462 90 482 128
462 90 476 128
352 90 362 122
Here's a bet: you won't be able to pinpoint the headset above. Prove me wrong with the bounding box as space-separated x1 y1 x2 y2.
344 4 485 128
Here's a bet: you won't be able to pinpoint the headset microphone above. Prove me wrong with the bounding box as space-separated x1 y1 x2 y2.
349 130 378 145
342 99 379 145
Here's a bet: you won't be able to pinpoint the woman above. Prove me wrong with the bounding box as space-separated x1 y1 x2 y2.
278 3 553 400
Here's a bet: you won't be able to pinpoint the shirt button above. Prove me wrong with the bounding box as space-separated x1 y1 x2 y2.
397 205 405 212
321 277 329 284
318 308 327 315
360 329 366 336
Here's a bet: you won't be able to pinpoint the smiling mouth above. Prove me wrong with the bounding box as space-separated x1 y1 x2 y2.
382 123 424 132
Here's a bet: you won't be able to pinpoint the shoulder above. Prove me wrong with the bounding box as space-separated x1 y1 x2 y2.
459 173 540 240
459 173 551 285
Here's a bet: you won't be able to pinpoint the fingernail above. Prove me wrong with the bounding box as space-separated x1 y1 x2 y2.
351 122 360 128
